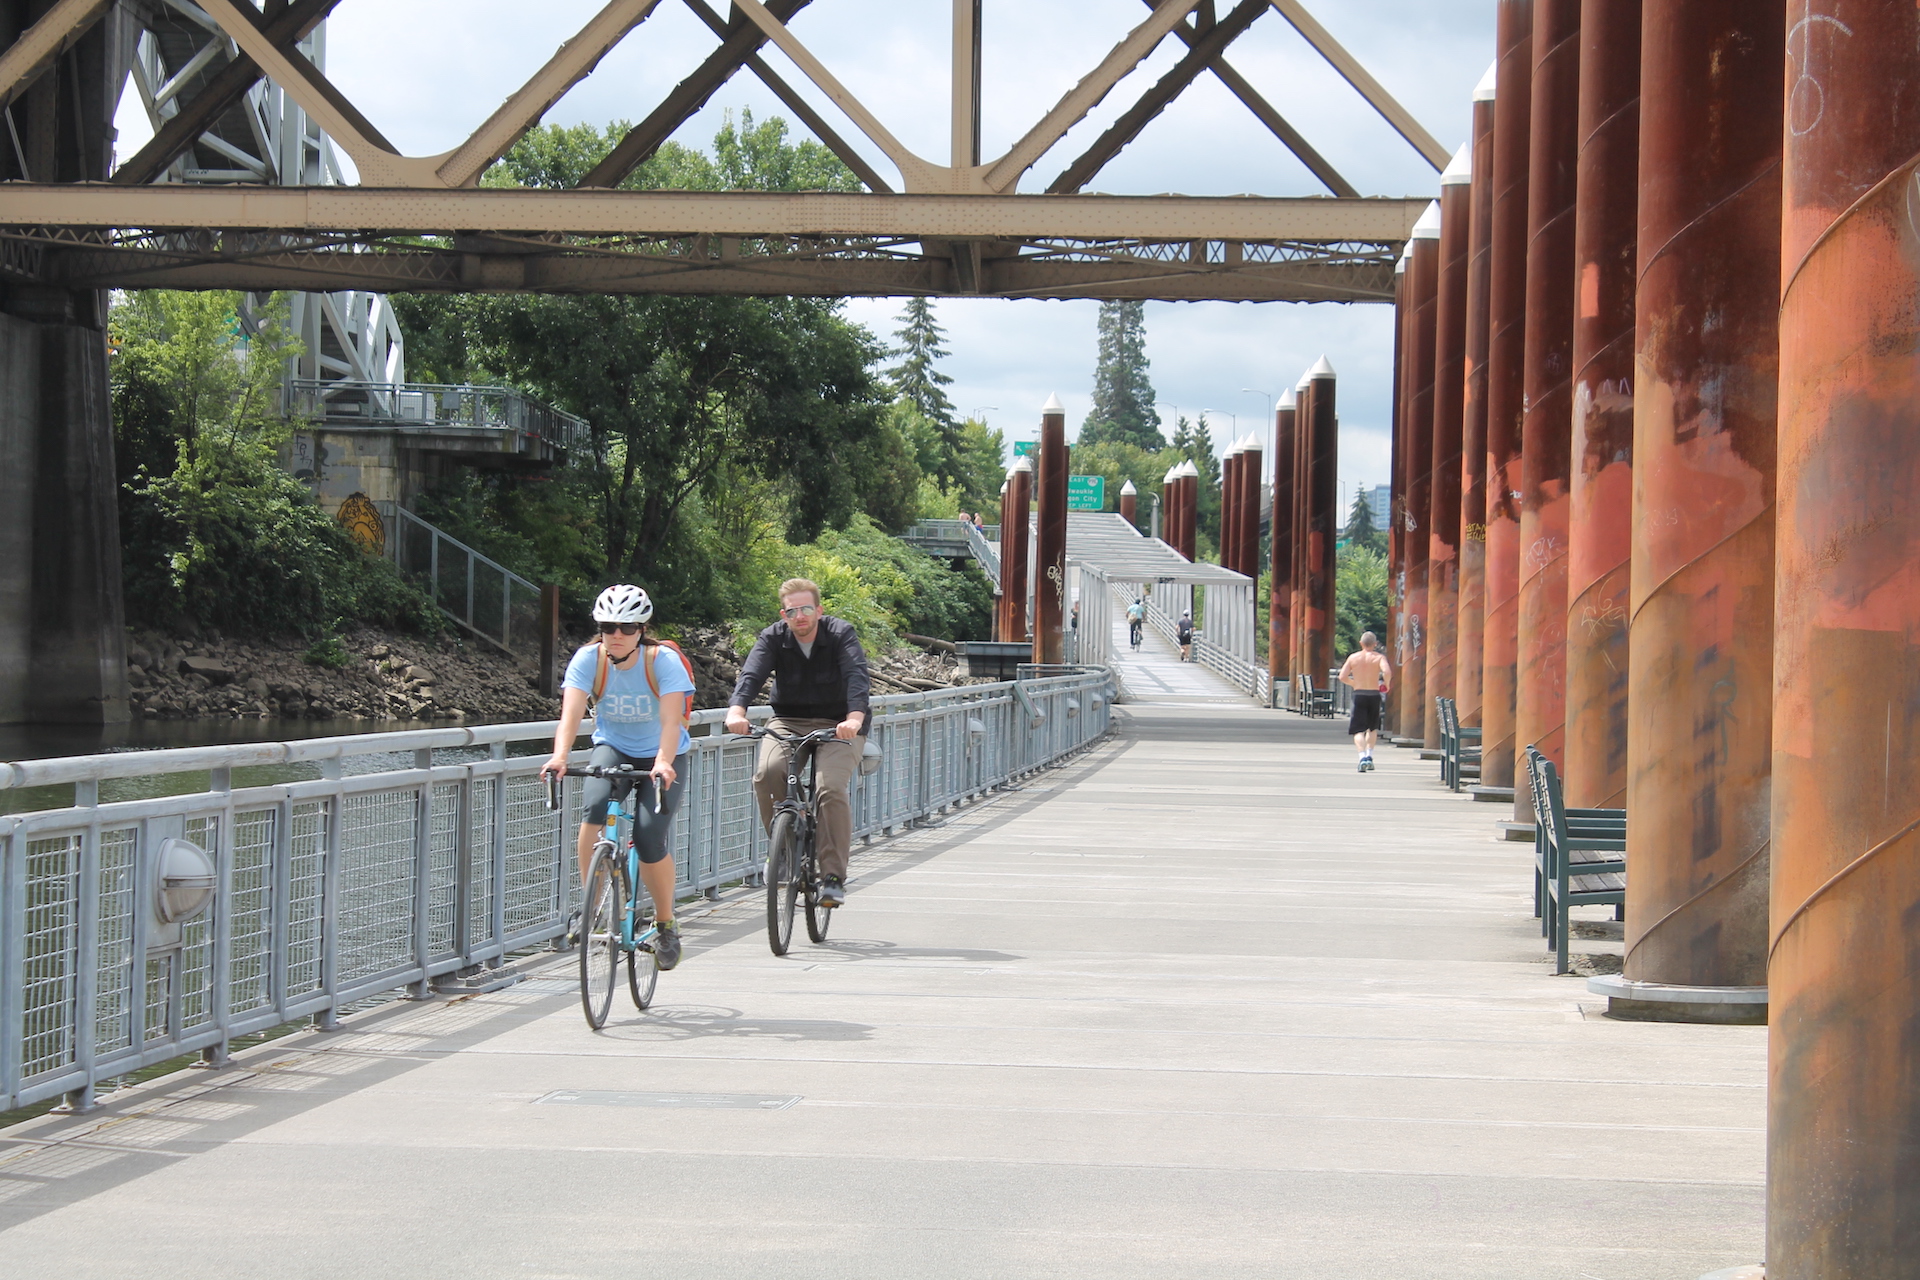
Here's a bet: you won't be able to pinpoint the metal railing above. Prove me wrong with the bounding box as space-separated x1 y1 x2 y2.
285 379 593 457
0 671 1113 1113
898 520 1002 588
379 504 543 659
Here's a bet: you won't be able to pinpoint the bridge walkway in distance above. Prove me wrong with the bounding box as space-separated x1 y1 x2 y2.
0 706 1763 1276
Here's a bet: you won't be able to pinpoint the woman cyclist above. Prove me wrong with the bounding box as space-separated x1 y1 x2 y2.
542 585 695 970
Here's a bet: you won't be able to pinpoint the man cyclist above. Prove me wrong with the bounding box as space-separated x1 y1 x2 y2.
543 584 694 969
1126 596 1147 651
1176 610 1195 662
724 578 871 908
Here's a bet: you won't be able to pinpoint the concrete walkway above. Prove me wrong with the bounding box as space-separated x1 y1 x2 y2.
1105 605 1247 704
0 703 1764 1278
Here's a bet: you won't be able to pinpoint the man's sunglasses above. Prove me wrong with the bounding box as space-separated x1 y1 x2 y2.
781 605 819 619
597 621 643 635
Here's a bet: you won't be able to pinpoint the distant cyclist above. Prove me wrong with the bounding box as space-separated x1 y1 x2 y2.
542 584 694 969
725 578 871 908
1176 610 1194 662
1337 631 1392 773
1126 597 1147 650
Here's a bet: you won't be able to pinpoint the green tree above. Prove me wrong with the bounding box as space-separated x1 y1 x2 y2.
1079 300 1163 449
1343 489 1388 555
887 298 964 492
1335 544 1390 659
111 291 437 636
396 118 896 620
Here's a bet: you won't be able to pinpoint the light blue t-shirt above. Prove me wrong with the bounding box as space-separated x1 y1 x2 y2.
564 643 695 759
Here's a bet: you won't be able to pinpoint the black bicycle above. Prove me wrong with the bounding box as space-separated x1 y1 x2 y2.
546 764 664 1030
1129 614 1145 651
745 725 851 955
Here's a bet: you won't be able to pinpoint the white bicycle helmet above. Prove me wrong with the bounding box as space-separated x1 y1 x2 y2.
592 584 654 625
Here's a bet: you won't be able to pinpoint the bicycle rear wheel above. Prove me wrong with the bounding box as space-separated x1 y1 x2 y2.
579 847 625 1030
803 844 833 943
766 812 800 955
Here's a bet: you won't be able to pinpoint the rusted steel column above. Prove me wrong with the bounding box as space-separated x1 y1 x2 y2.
1221 441 1242 570
1481 0 1535 789
1623 0 1781 991
1389 263 1412 723
1162 462 1182 551
1175 460 1190 560
1399 208 1440 740
1457 64 1497 728
1770 6 1920 1270
1562 0 1639 810
1514 0 1582 821
1119 479 1137 530
1034 395 1069 663
1001 458 1032 642
1302 360 1339 682
1241 438 1262 582
1270 394 1295 690
1426 150 1472 748
1292 374 1314 678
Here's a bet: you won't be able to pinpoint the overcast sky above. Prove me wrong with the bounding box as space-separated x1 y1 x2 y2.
116 0 1494 505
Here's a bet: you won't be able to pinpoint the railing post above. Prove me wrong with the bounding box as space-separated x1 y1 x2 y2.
64 823 101 1112
2 831 23 1111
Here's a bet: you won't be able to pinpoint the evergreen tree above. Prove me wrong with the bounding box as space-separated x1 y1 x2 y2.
1079 300 1164 449
886 298 964 491
1344 490 1375 542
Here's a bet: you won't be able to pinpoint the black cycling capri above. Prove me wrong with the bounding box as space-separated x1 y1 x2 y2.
1348 691 1385 735
580 744 682 864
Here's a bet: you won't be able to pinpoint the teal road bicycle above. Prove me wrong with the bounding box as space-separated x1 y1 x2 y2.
548 764 664 1030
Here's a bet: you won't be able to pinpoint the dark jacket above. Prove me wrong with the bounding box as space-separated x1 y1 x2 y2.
729 615 872 724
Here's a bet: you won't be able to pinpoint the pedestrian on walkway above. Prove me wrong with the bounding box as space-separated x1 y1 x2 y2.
1337 632 1391 772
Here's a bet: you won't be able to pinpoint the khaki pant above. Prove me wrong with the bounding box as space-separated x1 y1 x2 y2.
752 717 860 879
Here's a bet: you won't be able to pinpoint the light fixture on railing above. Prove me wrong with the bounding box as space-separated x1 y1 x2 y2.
149 836 216 951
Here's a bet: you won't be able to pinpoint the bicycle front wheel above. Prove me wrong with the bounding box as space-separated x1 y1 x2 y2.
803 845 833 943
766 812 799 955
579 846 626 1030
628 934 658 1010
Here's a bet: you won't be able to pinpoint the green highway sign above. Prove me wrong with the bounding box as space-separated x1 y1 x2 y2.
1013 440 1038 456
1068 475 1106 511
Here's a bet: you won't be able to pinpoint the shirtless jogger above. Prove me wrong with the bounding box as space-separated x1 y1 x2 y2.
1337 632 1392 773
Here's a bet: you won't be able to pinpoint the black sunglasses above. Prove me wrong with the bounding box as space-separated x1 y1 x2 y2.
597 621 642 635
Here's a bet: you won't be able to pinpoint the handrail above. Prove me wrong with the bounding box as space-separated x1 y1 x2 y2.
1 670 1115 1112
377 504 542 658
285 378 592 456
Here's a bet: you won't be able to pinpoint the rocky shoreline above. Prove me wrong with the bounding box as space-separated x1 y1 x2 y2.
125 623 986 727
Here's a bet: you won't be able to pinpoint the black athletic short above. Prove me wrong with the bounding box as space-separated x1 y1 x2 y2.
1348 691 1385 734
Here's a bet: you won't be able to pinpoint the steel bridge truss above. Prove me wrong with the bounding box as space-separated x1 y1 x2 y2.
1 0 1442 301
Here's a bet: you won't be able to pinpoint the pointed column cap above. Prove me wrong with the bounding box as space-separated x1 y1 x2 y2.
1010 455 1033 474
1309 355 1336 379
1278 388 1296 411
1440 142 1472 186
1162 464 1179 483
1473 59 1497 102
1041 392 1064 414
1411 199 1443 239
1120 479 1137 495
1242 432 1262 452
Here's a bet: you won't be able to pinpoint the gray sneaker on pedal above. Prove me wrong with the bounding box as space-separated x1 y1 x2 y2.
819 875 846 907
653 920 682 970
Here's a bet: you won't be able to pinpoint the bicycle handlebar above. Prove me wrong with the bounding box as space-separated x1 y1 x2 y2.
543 763 666 814
739 725 851 747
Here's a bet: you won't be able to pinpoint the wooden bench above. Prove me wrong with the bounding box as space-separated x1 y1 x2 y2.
1436 697 1482 792
1524 745 1626 975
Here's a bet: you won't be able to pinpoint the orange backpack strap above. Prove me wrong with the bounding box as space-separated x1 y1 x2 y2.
591 642 609 705
640 639 698 718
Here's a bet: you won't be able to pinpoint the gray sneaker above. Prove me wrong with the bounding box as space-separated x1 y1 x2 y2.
653 920 682 971
818 875 846 908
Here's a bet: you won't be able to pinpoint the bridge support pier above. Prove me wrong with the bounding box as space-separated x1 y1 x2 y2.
0 288 129 726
